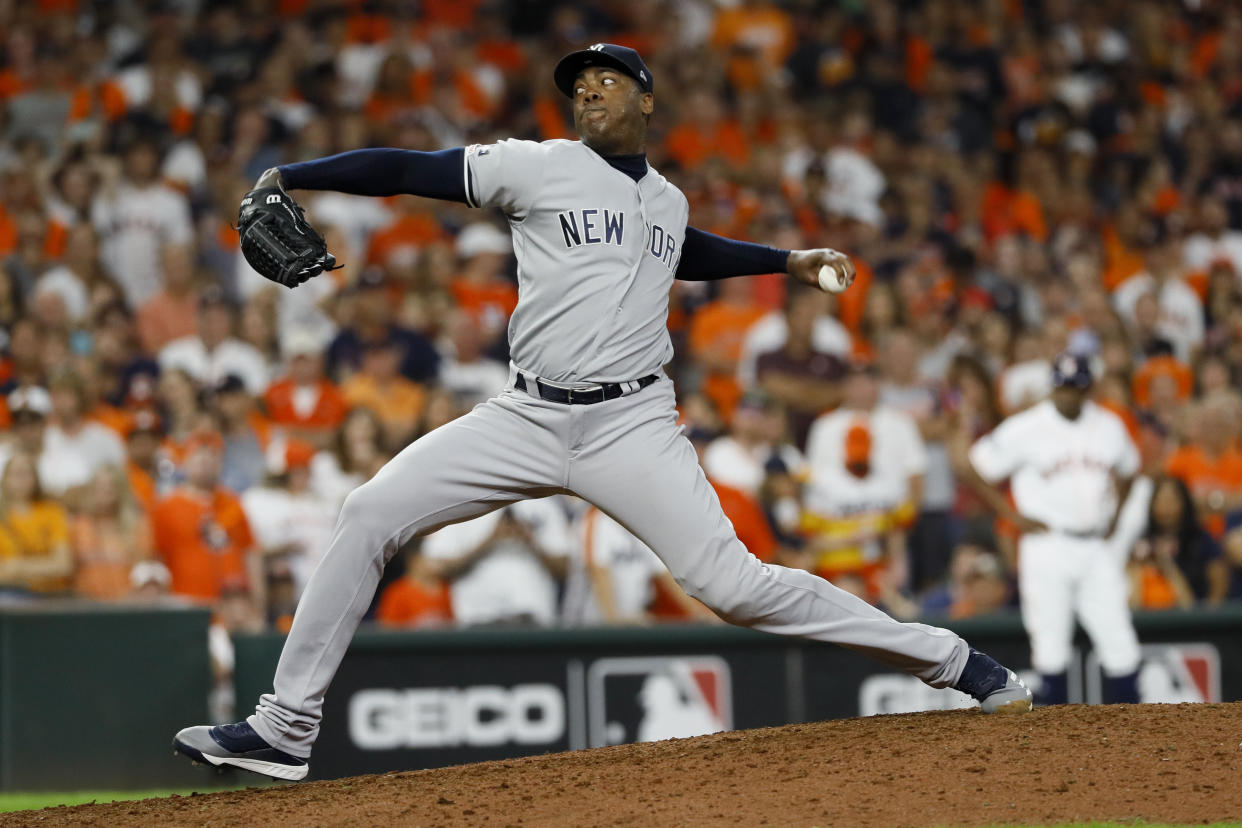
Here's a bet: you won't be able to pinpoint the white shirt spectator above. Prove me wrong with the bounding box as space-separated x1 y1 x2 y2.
421 497 573 627
703 435 805 496
40 422 125 495
241 486 337 597
33 266 89 323
563 508 667 625
92 182 193 307
159 336 269 395
1183 230 1242 278
309 450 366 514
805 406 927 501
439 357 510 407
737 311 852 386
823 145 886 226
1112 272 1204 362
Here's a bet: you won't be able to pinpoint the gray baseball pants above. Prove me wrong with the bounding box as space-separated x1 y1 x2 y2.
249 369 970 757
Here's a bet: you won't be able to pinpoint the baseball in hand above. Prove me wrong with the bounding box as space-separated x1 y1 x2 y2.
818 263 848 294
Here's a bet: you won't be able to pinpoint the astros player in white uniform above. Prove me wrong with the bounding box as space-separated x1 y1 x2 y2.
174 44 1031 781
965 353 1142 706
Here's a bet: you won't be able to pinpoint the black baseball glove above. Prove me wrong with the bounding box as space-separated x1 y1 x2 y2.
237 186 341 289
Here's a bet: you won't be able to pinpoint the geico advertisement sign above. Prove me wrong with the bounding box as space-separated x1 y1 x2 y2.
348 684 565 750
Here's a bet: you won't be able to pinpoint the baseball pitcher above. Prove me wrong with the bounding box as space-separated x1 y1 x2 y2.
174 44 1031 781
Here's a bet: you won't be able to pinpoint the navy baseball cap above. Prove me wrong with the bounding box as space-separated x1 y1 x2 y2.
554 43 654 98
1051 352 1093 389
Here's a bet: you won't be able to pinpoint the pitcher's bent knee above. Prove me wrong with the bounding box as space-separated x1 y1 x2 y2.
333 482 409 567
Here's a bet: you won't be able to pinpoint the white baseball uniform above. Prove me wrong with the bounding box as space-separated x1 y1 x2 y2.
247 139 973 758
969 399 1141 676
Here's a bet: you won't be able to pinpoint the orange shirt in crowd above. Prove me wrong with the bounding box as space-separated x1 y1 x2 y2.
263 377 350 433
70 513 154 600
0 501 71 592
1100 224 1145 292
342 375 426 437
136 291 199 354
450 278 519 327
711 3 795 90
127 462 156 512
1164 445 1242 537
1134 564 1181 610
981 182 1047 242
151 487 254 601
376 577 453 627
0 205 17 257
1132 355 1193 408
664 120 751 170
689 299 767 422
710 480 777 563
366 211 443 266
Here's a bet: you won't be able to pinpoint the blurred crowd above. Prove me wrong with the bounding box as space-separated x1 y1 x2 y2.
2 0 1242 644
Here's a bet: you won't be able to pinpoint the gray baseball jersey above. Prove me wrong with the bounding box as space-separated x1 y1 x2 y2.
464 139 688 383
247 141 976 759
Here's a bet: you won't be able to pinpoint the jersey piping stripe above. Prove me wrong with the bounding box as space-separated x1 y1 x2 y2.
463 155 478 208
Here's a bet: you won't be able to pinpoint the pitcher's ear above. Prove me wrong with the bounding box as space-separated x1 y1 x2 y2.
641 93 654 116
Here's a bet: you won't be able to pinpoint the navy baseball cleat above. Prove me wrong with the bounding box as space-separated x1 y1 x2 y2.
173 721 308 781
954 648 1034 714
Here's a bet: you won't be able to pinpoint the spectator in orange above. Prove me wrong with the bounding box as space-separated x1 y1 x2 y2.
0 451 72 594
366 196 443 268
449 223 518 346
263 329 349 449
376 545 453 628
799 419 917 615
1132 353 1193 409
689 277 767 423
70 465 154 600
1164 391 1242 538
711 0 795 91
151 430 257 605
664 91 751 171
686 427 777 564
342 338 427 451
1128 475 1228 608
136 244 199 353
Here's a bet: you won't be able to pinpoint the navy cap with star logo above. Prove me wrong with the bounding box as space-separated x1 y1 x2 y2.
554 43 654 98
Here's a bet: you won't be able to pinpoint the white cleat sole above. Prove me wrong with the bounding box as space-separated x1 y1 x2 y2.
200 751 309 781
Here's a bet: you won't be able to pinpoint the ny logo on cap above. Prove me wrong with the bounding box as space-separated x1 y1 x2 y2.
590 43 605 51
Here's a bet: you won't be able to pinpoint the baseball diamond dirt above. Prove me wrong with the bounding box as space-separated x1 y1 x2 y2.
6 703 1242 827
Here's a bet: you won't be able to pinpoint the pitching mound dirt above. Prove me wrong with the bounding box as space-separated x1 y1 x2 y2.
6 703 1242 827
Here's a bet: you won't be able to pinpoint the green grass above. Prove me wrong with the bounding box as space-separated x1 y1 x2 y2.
0 784 263 813
1 793 1238 826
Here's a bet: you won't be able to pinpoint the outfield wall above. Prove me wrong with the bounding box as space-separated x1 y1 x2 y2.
0 602 213 791
0 605 1237 789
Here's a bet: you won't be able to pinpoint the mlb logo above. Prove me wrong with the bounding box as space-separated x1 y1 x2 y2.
586 656 731 747
1085 643 1220 704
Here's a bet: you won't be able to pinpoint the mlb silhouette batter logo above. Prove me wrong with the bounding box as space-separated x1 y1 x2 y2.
586 656 732 747
1086 643 1220 704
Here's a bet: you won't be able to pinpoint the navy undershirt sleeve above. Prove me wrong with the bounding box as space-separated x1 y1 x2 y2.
675 226 790 281
278 148 468 203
